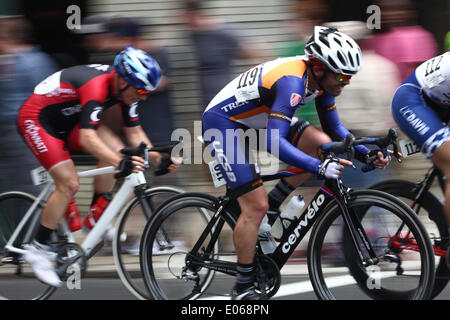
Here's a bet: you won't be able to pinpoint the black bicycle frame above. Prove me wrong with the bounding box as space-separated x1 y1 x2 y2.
269 179 378 269
186 178 378 275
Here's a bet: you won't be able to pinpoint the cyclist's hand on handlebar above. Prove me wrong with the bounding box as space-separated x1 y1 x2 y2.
115 155 145 177
368 150 392 170
318 158 352 180
149 151 183 176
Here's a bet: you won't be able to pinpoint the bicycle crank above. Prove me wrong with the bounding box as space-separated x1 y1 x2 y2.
56 243 87 281
255 254 281 298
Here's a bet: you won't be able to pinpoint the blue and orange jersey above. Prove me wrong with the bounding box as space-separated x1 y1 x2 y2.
203 56 367 174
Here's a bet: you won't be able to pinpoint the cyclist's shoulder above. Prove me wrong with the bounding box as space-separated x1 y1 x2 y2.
260 56 308 89
413 52 450 105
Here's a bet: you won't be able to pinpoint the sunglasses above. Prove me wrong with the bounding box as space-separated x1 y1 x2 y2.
137 88 151 95
330 72 352 83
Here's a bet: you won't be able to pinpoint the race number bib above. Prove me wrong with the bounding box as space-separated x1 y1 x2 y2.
208 160 227 188
235 67 261 103
30 166 51 185
399 139 420 158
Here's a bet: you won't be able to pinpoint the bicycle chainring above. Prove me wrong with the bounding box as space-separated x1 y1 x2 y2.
255 254 281 298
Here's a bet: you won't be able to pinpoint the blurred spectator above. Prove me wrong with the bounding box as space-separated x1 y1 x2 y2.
366 0 438 81
0 16 58 194
329 20 401 188
277 0 330 128
182 0 261 112
73 14 114 64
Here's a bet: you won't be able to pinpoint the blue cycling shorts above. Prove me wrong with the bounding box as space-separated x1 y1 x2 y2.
392 73 450 159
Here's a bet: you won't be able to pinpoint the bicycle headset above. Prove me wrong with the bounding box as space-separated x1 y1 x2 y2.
114 45 162 93
304 26 362 89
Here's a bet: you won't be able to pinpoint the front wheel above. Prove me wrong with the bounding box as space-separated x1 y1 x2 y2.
113 186 184 300
307 189 435 300
0 191 56 300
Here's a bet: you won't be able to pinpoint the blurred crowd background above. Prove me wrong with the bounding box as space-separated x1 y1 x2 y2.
0 0 449 210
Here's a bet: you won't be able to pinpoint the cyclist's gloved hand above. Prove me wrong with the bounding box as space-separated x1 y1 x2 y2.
318 158 343 180
114 157 133 179
154 153 173 176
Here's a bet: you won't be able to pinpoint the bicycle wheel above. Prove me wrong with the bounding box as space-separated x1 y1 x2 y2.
307 189 435 300
140 193 237 300
370 179 448 299
0 192 56 300
113 186 183 300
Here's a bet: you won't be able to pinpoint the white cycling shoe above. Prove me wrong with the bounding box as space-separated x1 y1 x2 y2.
24 241 62 287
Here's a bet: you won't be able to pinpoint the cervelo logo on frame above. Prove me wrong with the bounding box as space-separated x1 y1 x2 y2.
282 194 325 254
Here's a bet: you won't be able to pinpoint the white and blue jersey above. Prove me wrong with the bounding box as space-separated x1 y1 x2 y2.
392 52 450 159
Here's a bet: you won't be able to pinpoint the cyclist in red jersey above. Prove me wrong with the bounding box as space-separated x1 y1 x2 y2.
18 46 180 286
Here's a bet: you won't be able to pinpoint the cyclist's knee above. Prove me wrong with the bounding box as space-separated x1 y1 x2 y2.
56 178 79 198
297 127 331 158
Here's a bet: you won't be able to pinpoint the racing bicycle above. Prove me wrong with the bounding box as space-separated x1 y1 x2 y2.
139 129 436 300
0 143 182 300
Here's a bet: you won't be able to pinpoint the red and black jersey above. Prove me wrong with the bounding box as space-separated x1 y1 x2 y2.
22 64 139 140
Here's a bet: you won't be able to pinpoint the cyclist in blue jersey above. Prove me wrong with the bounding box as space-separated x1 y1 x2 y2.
202 26 391 300
391 51 450 254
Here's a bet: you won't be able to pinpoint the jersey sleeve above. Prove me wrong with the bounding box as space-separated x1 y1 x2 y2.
78 78 109 130
315 92 370 158
121 102 141 127
266 75 321 174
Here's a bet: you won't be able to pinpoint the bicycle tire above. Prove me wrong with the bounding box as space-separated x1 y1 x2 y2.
140 192 237 300
0 191 56 300
370 179 448 299
113 186 184 300
307 189 435 300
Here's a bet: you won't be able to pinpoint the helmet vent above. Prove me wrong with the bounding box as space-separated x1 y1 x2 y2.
334 38 342 47
347 52 354 67
346 40 354 48
336 51 346 65
327 56 338 70
319 36 330 48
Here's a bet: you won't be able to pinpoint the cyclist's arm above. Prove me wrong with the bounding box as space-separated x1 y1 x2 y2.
266 76 321 174
79 128 122 168
315 93 370 161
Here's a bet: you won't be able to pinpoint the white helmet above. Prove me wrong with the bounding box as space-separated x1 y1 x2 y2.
305 26 362 75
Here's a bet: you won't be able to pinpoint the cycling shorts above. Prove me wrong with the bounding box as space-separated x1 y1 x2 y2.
17 98 84 171
392 73 450 159
202 112 309 198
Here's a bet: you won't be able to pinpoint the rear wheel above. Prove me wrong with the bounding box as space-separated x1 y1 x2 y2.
140 193 237 300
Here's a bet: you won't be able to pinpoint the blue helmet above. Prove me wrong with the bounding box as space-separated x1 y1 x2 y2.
114 46 161 91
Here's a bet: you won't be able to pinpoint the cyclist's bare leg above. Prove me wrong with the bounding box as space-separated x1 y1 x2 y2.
235 186 269 263
432 140 450 225
42 160 79 229
283 126 332 188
